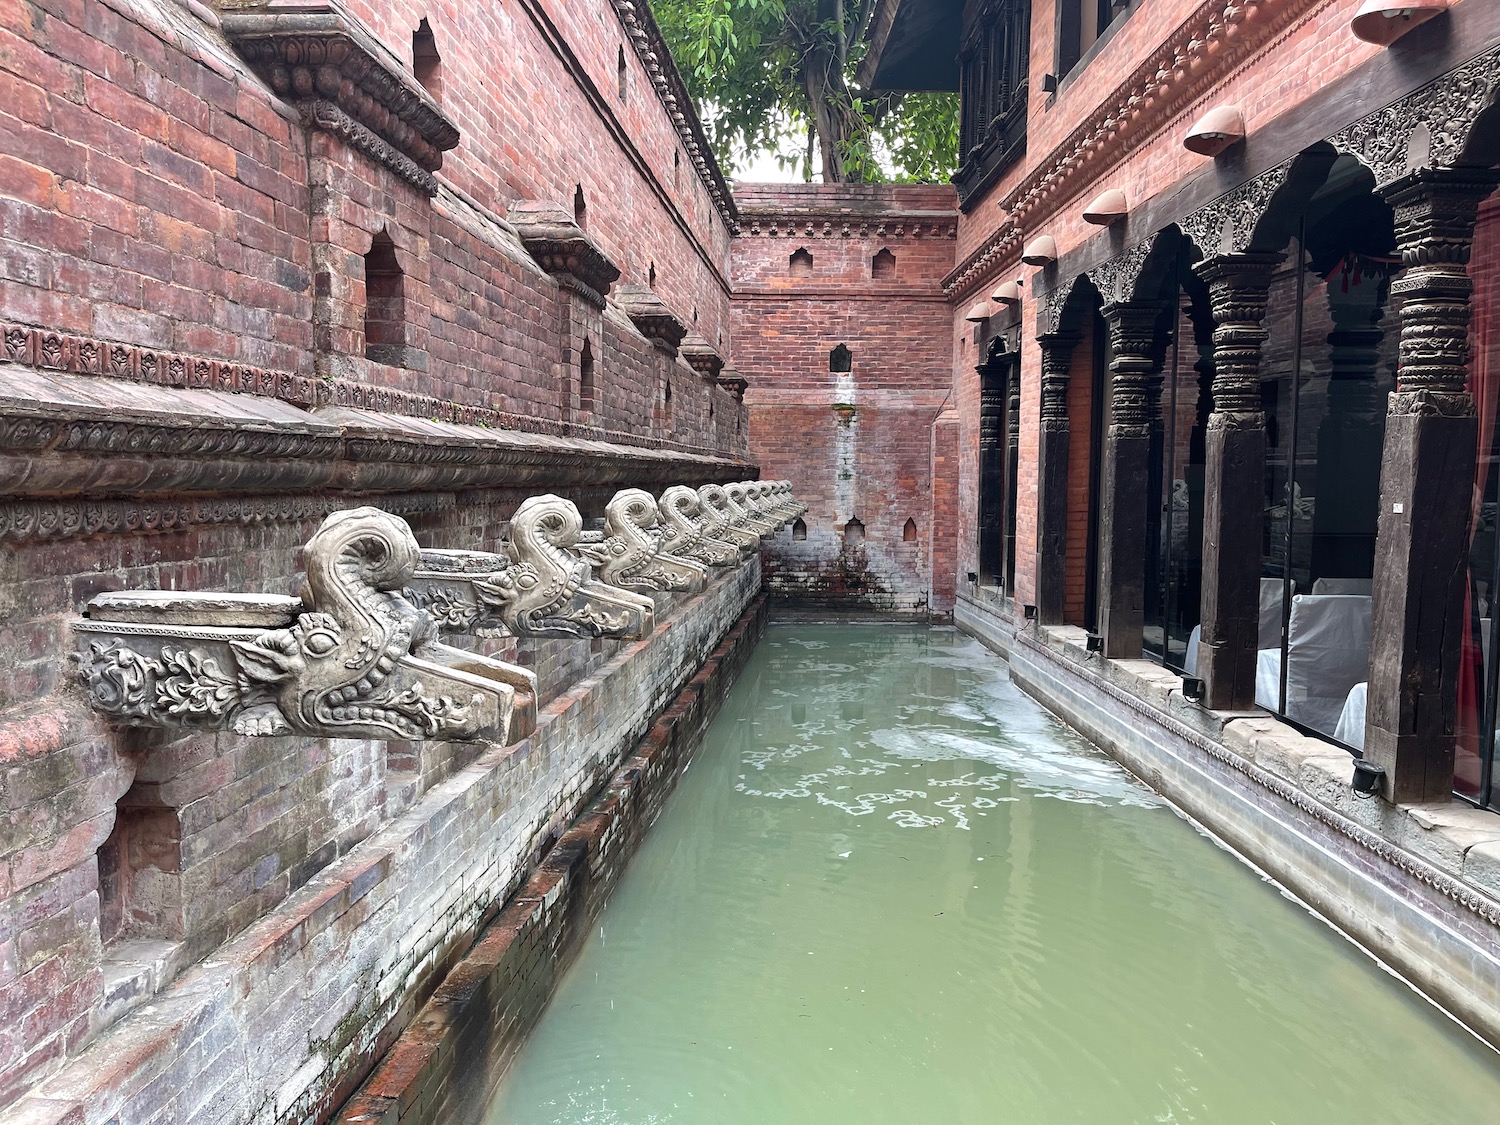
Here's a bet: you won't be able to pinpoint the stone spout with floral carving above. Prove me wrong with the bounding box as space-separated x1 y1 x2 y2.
407 494 655 640
73 507 537 743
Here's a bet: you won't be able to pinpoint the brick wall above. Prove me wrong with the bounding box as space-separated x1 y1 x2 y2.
0 0 746 452
732 184 959 615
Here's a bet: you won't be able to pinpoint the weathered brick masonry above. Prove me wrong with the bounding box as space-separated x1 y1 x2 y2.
0 0 775 1118
732 184 960 616
336 591 769 1125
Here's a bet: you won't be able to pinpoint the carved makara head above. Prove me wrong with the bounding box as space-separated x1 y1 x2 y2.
585 488 706 594
697 484 760 551
74 507 535 745
658 486 740 568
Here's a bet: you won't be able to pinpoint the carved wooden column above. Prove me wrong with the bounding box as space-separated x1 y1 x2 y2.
1035 330 1081 623
1096 301 1167 657
1004 360 1022 594
1366 168 1500 802
1193 251 1281 710
977 358 1007 584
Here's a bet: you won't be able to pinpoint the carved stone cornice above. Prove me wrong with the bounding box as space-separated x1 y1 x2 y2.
74 507 536 743
717 369 749 400
219 0 461 197
0 491 448 546
614 285 689 355
945 0 1318 299
678 334 725 381
508 200 622 308
1382 167 1500 405
1330 45 1500 191
607 0 737 228
737 213 958 240
1 321 756 463
1193 250 1282 415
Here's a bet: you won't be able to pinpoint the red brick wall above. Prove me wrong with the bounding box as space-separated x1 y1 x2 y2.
732 184 959 615
0 0 745 450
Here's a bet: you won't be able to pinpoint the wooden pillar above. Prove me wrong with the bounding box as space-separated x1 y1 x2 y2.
977 359 1006 583
1096 301 1167 657
1004 360 1021 595
1193 251 1281 710
1365 168 1500 802
1035 330 1081 623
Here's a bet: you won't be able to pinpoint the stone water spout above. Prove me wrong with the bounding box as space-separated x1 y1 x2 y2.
657 486 744 569
577 488 709 594
698 484 762 551
407 493 655 641
726 482 780 536
73 507 537 744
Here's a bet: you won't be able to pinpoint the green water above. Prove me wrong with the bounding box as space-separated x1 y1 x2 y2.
489 625 1500 1124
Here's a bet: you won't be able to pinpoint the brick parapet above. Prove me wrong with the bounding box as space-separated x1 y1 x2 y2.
4 555 763 1122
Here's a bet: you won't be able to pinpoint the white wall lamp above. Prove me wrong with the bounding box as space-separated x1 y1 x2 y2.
990 279 1023 306
1021 235 1058 267
1082 188 1128 226
964 299 991 324
1350 0 1449 45
1184 105 1247 157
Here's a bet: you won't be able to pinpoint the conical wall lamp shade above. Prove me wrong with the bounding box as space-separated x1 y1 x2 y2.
1350 0 1448 46
963 299 991 323
1184 105 1246 157
1082 188 1128 225
1022 235 1058 266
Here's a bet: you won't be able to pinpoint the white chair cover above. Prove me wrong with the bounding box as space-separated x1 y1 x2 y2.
1334 682 1367 749
1255 594 1372 734
1185 578 1289 676
1312 577 1373 596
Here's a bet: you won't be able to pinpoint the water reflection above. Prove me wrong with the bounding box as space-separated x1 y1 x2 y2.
489 626 1500 1125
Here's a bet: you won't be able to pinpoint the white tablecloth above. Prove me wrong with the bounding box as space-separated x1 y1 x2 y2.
1334 682 1367 749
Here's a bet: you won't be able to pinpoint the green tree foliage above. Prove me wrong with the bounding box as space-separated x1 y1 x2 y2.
653 0 958 183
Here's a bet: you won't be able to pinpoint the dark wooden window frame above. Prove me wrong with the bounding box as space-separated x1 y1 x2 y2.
955 0 1030 210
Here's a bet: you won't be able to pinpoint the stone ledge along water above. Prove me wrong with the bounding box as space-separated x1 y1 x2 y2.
489 624 1500 1125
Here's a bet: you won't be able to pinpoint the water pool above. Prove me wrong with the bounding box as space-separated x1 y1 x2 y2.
489 625 1500 1124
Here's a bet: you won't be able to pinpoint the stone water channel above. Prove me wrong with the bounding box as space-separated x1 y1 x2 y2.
489 624 1500 1124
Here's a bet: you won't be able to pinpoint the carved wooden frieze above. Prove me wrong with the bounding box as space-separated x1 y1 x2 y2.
409 494 654 640
578 488 708 594
1330 45 1500 191
74 507 537 743
614 286 689 356
1178 160 1294 259
508 201 622 308
219 0 461 196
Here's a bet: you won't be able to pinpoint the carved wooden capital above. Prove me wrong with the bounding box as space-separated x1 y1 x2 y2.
1193 251 1281 415
1382 167 1500 397
1102 301 1168 428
